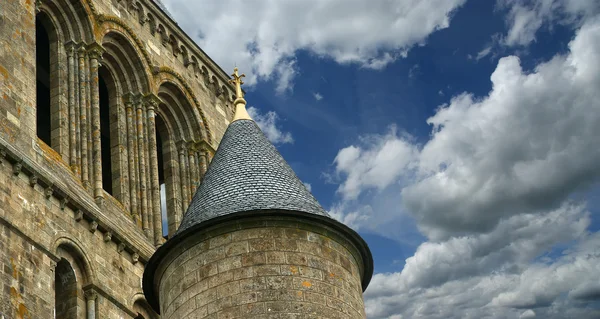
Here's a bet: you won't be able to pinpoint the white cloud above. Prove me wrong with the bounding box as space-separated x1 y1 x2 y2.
313 92 323 101
303 182 312 192
163 0 466 93
331 16 600 319
247 106 294 145
519 310 536 319
475 46 493 60
498 0 600 47
333 125 418 201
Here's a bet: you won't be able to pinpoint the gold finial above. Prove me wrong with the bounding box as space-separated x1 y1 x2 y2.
229 67 252 122
229 67 245 101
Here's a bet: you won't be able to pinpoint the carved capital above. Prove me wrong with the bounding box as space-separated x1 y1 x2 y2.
76 44 87 56
143 94 161 111
65 40 78 57
86 42 105 61
177 140 188 154
134 94 145 110
35 0 42 14
122 92 136 108
117 243 126 254
103 232 112 242
84 288 97 301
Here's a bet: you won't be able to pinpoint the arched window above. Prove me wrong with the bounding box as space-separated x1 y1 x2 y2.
156 128 168 239
54 259 78 319
35 15 53 146
156 115 176 238
99 72 113 195
133 300 157 319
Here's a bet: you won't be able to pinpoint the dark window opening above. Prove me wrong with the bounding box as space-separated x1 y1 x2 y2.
99 74 112 195
55 259 77 319
36 17 52 146
157 131 168 239
135 315 145 319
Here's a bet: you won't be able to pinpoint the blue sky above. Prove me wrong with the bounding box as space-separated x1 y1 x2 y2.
163 0 600 318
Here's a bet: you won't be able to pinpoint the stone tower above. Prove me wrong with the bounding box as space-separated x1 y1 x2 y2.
143 69 374 318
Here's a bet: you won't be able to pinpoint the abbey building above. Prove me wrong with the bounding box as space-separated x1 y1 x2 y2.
0 0 373 318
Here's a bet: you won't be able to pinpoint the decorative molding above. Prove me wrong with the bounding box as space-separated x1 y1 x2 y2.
12 161 22 176
60 198 69 211
132 252 139 264
89 220 98 233
158 67 213 143
29 175 38 187
74 210 83 222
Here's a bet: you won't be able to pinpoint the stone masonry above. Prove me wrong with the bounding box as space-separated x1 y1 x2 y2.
154 217 369 318
0 0 235 317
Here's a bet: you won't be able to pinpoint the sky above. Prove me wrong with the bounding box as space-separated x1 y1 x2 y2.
161 0 600 318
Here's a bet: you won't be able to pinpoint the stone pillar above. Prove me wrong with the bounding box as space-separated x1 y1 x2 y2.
124 93 139 225
66 41 78 174
145 94 163 247
142 98 154 241
136 96 151 239
77 45 89 189
198 148 208 181
87 43 105 204
177 142 190 212
188 141 198 197
74 45 81 176
84 288 97 319
85 53 93 192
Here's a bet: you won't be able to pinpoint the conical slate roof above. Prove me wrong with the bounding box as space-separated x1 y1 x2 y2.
176 119 329 234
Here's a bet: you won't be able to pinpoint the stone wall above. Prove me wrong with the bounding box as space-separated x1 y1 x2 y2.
0 0 235 317
157 218 368 319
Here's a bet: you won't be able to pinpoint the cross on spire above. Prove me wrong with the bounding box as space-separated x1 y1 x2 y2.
229 67 245 101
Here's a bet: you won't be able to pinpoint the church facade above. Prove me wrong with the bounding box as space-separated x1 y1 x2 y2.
0 0 373 318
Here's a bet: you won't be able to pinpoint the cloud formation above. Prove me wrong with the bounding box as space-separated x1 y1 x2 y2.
498 0 599 46
247 106 294 145
162 0 466 93
331 15 600 319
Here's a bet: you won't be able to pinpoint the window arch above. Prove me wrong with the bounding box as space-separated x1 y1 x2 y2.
55 259 78 319
35 12 59 150
54 245 88 319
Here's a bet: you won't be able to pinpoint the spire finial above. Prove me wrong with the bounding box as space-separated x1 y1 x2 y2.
230 67 245 101
229 67 252 122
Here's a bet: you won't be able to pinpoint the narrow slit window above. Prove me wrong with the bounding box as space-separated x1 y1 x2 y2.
36 17 52 146
99 74 113 195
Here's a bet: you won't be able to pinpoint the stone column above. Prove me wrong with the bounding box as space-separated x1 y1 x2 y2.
74 46 81 175
178 142 190 212
145 94 163 247
66 41 78 174
136 96 151 238
188 141 198 197
84 289 97 319
124 93 139 224
87 43 105 204
85 54 93 192
77 45 89 189
198 148 208 181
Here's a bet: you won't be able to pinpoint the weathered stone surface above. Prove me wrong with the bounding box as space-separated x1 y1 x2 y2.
156 218 368 319
0 0 234 317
